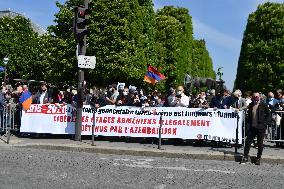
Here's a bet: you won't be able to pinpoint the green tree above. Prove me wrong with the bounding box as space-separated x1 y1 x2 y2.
138 0 157 67
48 0 157 87
47 0 80 85
192 39 215 78
0 15 48 82
155 14 183 88
235 2 284 92
155 6 194 89
89 0 147 86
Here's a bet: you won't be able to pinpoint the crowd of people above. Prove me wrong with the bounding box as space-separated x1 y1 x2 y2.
85 84 284 112
0 81 283 111
0 81 283 164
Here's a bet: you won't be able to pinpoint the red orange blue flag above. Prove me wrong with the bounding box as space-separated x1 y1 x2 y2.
144 66 166 85
19 91 33 110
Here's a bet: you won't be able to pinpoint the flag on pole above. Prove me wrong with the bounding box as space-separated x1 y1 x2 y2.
144 66 166 85
19 91 33 110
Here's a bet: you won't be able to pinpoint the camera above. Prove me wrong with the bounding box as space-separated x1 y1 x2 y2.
176 94 182 99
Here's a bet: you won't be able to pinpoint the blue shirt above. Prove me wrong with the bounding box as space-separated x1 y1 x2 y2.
267 97 278 107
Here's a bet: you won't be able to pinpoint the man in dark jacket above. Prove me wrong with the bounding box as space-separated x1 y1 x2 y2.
89 89 107 108
230 89 247 111
33 82 50 104
241 92 271 165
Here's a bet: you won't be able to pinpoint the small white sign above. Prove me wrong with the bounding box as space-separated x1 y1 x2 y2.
78 55 96 69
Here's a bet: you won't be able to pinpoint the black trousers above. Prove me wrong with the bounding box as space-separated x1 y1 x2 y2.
244 126 266 159
0 109 3 130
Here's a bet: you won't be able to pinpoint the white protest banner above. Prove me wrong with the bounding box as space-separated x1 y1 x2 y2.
21 104 243 143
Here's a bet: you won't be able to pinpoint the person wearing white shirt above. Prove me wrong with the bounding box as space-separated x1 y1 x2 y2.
175 86 189 107
34 83 49 104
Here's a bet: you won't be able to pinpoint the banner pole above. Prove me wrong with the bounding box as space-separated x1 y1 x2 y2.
235 113 239 153
91 108 95 146
158 114 162 150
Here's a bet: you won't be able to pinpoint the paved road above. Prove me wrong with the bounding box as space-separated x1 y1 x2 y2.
0 146 283 189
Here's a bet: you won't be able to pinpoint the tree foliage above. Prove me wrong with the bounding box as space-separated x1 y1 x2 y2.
0 1 216 90
155 6 193 88
192 39 215 78
235 2 284 92
47 0 83 85
47 0 157 87
0 16 48 82
155 6 215 90
87 0 156 87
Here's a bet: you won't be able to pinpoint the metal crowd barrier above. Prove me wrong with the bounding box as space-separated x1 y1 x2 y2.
1 102 282 148
265 110 284 145
0 104 21 144
242 109 284 147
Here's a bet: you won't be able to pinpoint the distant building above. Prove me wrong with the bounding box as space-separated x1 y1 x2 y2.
0 10 47 35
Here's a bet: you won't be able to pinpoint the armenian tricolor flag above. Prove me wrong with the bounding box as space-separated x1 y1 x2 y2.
19 91 33 111
144 66 166 85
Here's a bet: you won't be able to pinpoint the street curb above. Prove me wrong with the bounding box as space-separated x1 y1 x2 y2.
14 144 284 165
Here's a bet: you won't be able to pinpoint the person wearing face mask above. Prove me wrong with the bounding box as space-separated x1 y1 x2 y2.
267 91 283 146
199 91 207 104
241 92 271 165
210 91 223 109
33 82 50 104
192 91 209 108
266 92 278 110
166 88 176 107
116 87 130 106
230 89 247 112
106 84 119 105
243 91 252 107
175 86 189 107
221 89 232 109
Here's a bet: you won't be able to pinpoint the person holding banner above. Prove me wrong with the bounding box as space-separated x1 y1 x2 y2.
241 92 271 165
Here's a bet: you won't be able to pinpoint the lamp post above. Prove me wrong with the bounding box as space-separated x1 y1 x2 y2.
3 57 9 86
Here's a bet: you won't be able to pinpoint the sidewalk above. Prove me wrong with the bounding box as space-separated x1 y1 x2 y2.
2 135 284 164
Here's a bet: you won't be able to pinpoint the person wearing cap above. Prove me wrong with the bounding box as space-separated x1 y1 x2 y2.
33 82 50 104
106 84 119 105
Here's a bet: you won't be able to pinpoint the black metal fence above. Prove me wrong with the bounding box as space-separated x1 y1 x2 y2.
0 104 21 144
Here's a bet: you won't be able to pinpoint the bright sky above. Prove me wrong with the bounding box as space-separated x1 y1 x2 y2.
0 0 283 90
